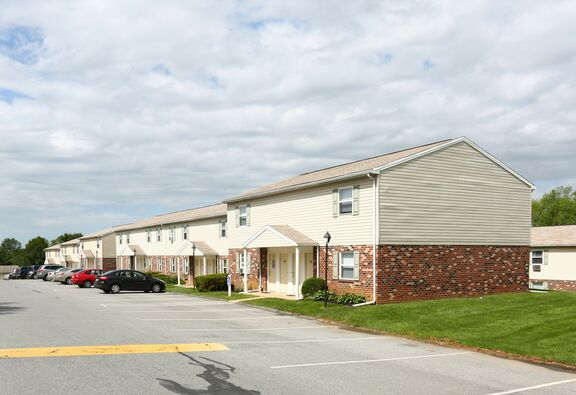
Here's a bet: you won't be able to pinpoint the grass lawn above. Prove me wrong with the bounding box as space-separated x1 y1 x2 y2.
165 284 258 301
244 291 576 366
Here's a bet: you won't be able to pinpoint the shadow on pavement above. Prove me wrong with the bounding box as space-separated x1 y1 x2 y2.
157 352 260 394
0 302 25 315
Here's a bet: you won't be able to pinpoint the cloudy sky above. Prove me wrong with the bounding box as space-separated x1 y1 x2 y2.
1 0 575 243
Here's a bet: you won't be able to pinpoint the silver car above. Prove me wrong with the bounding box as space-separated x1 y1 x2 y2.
54 268 83 285
47 268 67 281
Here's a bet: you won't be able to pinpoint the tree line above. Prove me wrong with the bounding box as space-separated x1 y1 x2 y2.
0 233 82 266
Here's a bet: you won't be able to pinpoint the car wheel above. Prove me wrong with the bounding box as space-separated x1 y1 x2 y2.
110 284 121 294
83 280 92 288
33 274 38 279
65 277 72 285
152 283 161 293
103 290 110 294
42 276 48 281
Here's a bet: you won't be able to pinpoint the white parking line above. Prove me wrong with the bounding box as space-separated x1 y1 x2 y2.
226 336 380 344
100 302 229 307
172 325 331 332
143 316 290 321
484 379 576 395
121 308 256 313
271 351 470 369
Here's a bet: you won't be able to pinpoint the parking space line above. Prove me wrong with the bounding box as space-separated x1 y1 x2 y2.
121 308 256 313
143 316 290 321
484 379 576 395
226 336 379 344
172 325 331 332
270 351 470 369
0 343 228 359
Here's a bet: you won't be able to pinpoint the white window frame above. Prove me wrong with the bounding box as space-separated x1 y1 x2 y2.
531 250 543 272
126 233 130 244
239 253 246 274
157 257 163 272
96 238 100 249
157 228 162 242
118 235 123 245
222 258 228 274
219 220 227 238
339 187 353 215
169 227 175 244
239 205 247 227
146 229 151 243
170 257 176 273
183 257 189 274
183 225 188 240
340 251 355 280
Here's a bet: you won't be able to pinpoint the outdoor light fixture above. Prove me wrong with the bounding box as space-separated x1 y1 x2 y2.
323 231 331 308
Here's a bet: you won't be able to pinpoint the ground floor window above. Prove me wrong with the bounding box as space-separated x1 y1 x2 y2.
170 257 176 273
157 257 163 272
531 250 543 272
183 257 189 274
222 258 228 274
340 252 355 279
239 254 246 274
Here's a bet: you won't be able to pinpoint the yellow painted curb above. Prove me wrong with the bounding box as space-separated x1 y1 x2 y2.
0 343 228 359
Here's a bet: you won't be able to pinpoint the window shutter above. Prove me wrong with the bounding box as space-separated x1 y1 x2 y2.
353 251 360 280
543 250 549 265
246 252 251 274
235 206 239 228
246 204 251 226
332 252 339 279
352 185 360 216
218 221 222 238
332 189 339 217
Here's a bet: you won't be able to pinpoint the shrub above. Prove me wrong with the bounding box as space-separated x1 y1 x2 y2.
313 289 337 302
194 273 231 292
144 271 178 284
301 278 326 298
336 293 366 305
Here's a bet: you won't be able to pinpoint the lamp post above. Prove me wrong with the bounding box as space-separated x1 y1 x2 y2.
323 231 331 308
189 243 196 287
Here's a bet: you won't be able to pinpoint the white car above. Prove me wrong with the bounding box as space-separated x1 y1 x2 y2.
47 268 66 281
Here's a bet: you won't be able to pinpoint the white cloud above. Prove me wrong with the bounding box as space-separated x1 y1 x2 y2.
0 0 575 242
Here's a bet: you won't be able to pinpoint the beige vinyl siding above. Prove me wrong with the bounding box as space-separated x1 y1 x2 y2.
102 234 116 258
227 177 374 248
246 229 294 248
530 247 576 281
379 141 531 245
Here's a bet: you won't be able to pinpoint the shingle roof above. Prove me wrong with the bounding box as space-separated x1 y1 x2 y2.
60 238 80 246
80 224 131 240
44 244 61 251
224 139 453 202
268 225 317 246
531 225 576 247
117 203 227 232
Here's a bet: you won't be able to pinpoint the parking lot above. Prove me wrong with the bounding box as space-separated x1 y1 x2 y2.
1 279 576 394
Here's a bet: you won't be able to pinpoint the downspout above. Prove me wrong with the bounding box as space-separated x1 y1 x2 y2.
354 172 378 307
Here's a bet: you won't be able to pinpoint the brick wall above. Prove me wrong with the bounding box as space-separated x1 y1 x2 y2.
319 244 374 300
102 258 116 271
377 245 529 303
531 279 576 291
228 248 262 291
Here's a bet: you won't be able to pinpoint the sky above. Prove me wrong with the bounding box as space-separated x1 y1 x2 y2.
1 0 575 244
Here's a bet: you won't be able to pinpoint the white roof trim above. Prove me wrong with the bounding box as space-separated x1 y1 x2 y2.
372 137 535 189
118 246 135 257
242 225 297 248
175 241 210 256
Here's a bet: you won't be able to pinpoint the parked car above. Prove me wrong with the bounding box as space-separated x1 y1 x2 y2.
54 268 83 285
17 266 32 279
26 265 43 279
8 268 20 279
36 265 65 281
94 270 165 294
72 269 105 288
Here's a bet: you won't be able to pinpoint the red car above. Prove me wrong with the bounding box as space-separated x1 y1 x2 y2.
72 269 105 288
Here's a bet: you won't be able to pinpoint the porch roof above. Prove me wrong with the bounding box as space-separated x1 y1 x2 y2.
82 250 95 258
242 225 317 249
119 245 147 257
175 240 218 256
47 258 55 264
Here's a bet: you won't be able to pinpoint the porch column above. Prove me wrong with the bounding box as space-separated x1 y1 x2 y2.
243 249 248 292
177 257 181 286
295 247 300 300
203 256 207 275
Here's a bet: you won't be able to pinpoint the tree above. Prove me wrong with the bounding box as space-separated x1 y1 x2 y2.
24 236 49 265
50 232 83 246
532 186 576 226
0 238 22 265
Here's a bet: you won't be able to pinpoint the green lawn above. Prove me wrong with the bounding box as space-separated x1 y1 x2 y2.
244 292 576 366
165 284 258 301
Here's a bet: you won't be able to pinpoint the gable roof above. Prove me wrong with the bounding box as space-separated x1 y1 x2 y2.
223 137 534 203
44 244 61 251
243 225 317 248
60 238 80 246
532 225 576 247
117 203 227 232
80 224 131 240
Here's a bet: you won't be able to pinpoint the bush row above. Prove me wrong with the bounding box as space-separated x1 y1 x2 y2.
143 271 179 284
312 289 366 305
194 273 232 292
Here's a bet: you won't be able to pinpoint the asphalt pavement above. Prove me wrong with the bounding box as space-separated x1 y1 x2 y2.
1 279 576 394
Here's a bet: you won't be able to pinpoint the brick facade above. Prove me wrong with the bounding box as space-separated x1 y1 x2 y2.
229 248 263 291
102 258 116 271
377 245 529 303
531 279 576 291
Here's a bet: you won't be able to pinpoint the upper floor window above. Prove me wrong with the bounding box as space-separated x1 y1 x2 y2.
183 225 188 240
169 227 175 244
339 187 353 214
157 228 162 242
96 238 100 249
239 205 248 226
238 253 246 274
118 235 123 245
333 185 359 217
126 233 130 244
219 220 227 238
146 229 151 243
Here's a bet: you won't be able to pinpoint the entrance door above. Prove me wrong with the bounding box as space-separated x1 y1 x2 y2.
130 256 135 270
279 254 291 294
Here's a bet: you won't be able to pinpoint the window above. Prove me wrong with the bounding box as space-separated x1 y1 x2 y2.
146 229 151 243
339 187 353 214
169 227 175 244
96 238 100 249
222 258 228 274
340 252 355 280
239 253 246 274
532 250 543 272
145 257 151 270
239 206 247 226
157 257 163 272
157 228 162 242
183 225 188 240
119 235 123 245
183 257 189 274
170 258 176 273
219 220 227 238
126 233 130 244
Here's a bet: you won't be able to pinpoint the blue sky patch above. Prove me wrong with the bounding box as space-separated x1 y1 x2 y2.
423 59 435 70
0 88 33 104
152 63 171 76
0 25 44 65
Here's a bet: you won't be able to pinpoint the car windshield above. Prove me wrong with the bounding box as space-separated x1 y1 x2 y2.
101 270 117 277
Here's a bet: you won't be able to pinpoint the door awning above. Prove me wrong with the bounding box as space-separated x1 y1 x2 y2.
118 245 146 257
175 241 218 256
82 250 95 258
242 225 317 249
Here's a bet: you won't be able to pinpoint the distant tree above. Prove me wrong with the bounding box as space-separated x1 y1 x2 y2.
9 249 29 266
50 232 83 246
24 236 49 265
0 238 22 265
532 186 576 226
